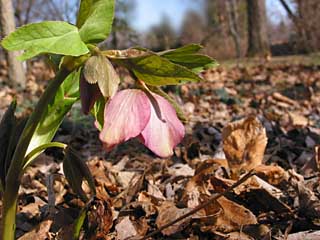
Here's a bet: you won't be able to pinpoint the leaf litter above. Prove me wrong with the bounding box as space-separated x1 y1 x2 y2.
0 61 320 239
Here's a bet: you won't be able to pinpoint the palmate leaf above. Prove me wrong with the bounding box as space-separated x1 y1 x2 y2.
160 44 218 73
1 21 89 61
26 70 81 159
77 0 115 43
111 53 203 86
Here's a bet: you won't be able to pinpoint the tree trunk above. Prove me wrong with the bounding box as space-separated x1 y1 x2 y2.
226 0 241 58
0 0 26 88
246 0 270 57
278 0 312 53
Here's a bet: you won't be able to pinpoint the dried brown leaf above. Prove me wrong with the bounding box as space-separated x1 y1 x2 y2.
18 220 53 240
86 197 114 237
226 231 254 240
315 145 320 171
288 230 320 240
272 92 298 106
222 115 267 178
115 216 149 240
156 201 191 236
254 164 288 185
289 112 309 127
215 196 257 232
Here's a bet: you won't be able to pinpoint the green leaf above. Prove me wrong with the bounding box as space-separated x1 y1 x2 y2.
63 147 96 202
26 70 81 159
0 101 17 187
4 117 27 185
91 96 105 131
73 205 88 239
113 53 202 86
23 142 67 169
1 21 89 61
161 44 218 73
161 44 202 55
77 0 115 43
83 55 120 98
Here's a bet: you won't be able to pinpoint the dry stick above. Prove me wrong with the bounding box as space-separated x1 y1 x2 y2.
139 170 255 240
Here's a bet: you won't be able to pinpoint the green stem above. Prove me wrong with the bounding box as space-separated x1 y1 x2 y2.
23 142 67 170
1 68 70 240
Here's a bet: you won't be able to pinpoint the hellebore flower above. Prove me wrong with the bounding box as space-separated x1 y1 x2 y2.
99 89 185 158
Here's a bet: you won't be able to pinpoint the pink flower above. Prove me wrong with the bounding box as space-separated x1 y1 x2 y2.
99 89 185 158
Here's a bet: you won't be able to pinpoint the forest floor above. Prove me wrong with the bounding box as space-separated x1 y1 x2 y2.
0 55 320 239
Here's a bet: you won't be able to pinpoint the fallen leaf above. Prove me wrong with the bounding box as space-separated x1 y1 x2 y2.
18 220 53 240
289 111 308 127
254 164 288 185
115 216 149 240
222 116 268 178
288 230 320 240
156 201 191 236
86 196 114 237
215 196 257 232
272 92 297 106
227 231 254 240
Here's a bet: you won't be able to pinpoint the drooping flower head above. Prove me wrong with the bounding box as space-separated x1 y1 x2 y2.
99 89 185 158
79 54 185 158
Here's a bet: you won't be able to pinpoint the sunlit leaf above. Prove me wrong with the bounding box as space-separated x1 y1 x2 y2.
26 70 81 158
222 116 268 178
113 53 202 86
161 44 218 73
77 0 115 43
1 21 89 60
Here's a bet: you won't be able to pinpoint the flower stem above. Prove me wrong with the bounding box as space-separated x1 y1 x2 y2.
1 68 70 240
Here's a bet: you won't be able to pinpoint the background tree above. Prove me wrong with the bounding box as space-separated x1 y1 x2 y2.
109 0 137 49
246 0 270 56
145 15 177 51
200 0 247 59
13 0 80 26
226 0 241 58
0 0 26 87
279 0 320 53
180 10 205 45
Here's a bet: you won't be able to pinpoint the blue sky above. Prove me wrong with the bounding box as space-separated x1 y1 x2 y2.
132 0 289 32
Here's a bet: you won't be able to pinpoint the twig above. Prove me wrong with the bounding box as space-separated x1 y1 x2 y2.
139 170 256 240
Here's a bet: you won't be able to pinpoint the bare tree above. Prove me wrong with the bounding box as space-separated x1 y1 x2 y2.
146 16 177 51
246 0 270 56
278 0 319 53
0 0 26 87
180 10 205 45
13 0 80 26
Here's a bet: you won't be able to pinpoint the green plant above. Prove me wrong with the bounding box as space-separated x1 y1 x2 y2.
0 0 216 239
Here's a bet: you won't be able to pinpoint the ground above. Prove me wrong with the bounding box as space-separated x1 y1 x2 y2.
0 55 320 239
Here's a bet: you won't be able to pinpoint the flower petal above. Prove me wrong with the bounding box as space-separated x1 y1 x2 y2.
100 89 151 151
140 93 185 158
80 76 101 114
